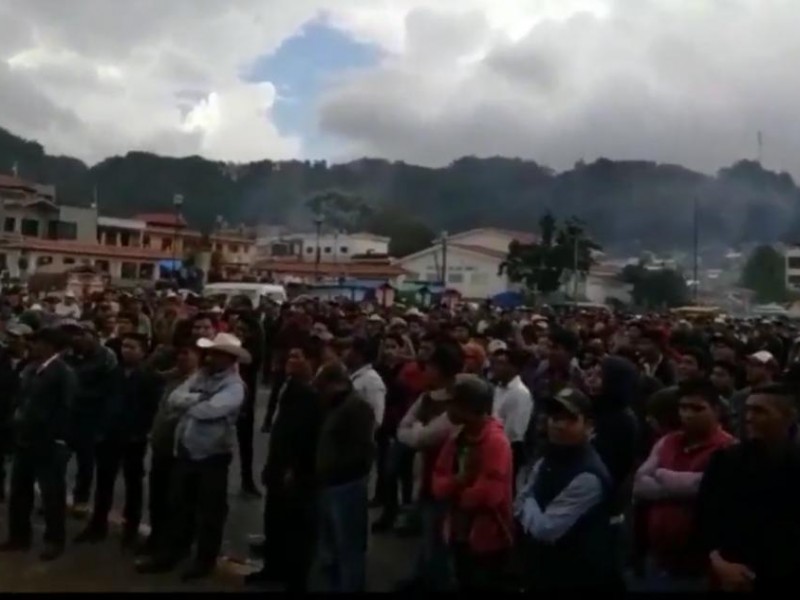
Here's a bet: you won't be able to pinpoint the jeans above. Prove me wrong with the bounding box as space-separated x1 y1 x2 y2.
236 395 256 487
317 477 369 593
413 499 453 591
69 434 96 505
378 440 415 519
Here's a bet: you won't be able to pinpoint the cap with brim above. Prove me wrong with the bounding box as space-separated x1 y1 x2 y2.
748 350 776 366
547 387 593 418
6 323 33 337
197 333 252 365
487 339 508 354
367 314 385 323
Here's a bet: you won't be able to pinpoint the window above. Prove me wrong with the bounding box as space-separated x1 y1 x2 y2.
121 262 138 280
229 244 240 254
340 246 349 254
306 247 314 254
21 218 39 237
36 255 53 267
54 221 78 240
3 217 15 233
139 263 155 280
471 272 489 285
162 237 173 251
426 273 439 282
120 232 131 247
95 260 110 273
214 243 223 252
106 231 118 246
448 273 464 284
63 257 76 266
142 235 151 248
789 275 800 286
324 247 332 254
406 271 421 281
789 257 800 270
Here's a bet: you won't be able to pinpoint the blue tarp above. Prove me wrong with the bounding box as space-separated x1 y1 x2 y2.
492 291 525 309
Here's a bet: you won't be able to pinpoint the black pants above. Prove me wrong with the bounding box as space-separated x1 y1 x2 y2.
373 427 391 503
148 454 176 550
90 440 147 533
452 543 509 592
69 434 95 505
379 441 415 519
161 454 232 567
263 370 286 430
236 397 256 487
263 479 316 591
8 443 69 546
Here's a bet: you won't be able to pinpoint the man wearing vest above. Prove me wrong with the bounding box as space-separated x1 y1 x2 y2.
514 387 619 591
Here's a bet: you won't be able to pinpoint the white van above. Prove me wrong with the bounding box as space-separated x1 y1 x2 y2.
203 282 288 307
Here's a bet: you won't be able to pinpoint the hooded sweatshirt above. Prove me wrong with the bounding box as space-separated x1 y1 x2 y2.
591 356 640 515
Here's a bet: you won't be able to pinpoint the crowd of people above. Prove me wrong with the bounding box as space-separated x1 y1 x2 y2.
0 284 799 592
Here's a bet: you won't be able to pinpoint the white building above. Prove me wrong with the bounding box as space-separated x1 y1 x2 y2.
256 230 390 263
785 245 800 290
396 228 536 299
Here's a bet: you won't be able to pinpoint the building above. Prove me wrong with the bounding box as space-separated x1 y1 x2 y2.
396 228 536 299
785 245 800 290
256 229 390 263
0 174 256 285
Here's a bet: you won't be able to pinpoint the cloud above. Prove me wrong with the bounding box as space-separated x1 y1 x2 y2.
2 0 799 177
319 0 800 175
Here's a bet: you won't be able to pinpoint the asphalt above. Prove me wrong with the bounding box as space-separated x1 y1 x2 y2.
0 389 417 592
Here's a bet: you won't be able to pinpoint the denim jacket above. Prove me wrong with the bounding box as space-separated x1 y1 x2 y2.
173 367 245 461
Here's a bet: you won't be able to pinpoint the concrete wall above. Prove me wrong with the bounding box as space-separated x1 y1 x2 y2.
398 246 509 299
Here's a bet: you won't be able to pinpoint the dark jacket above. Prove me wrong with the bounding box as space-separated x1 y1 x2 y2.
264 378 321 491
697 442 800 590
316 390 375 487
0 350 27 433
64 343 117 436
591 356 640 514
14 356 77 448
103 365 164 443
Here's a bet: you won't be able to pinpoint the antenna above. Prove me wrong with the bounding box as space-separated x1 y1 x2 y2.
757 131 764 164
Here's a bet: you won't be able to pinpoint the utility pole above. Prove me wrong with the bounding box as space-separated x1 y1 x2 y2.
693 196 699 302
440 230 449 287
314 216 324 281
173 194 184 286
572 232 580 306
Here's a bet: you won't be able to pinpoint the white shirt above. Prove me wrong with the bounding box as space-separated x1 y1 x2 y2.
55 302 81 319
351 364 386 428
492 375 534 443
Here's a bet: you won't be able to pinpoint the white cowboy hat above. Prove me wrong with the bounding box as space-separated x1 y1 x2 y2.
197 333 252 364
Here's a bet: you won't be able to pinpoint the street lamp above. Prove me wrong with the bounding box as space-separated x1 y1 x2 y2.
314 215 324 282
173 193 184 284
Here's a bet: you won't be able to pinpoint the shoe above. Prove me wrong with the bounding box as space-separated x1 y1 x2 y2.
135 557 178 575
40 543 64 562
181 562 215 582
371 515 396 534
70 503 91 519
244 568 285 586
74 526 107 544
0 539 31 553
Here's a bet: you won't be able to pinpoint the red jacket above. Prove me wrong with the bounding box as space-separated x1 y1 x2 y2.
432 418 514 555
644 427 735 574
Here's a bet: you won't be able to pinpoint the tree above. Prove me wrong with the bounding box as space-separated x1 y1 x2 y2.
305 189 373 233
499 213 601 295
740 245 788 303
622 264 690 308
362 206 435 257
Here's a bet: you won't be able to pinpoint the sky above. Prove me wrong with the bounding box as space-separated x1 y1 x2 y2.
1 0 799 175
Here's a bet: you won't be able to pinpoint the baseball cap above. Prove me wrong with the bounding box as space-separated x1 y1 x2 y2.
6 323 33 337
547 387 593 418
748 350 776 366
451 373 494 414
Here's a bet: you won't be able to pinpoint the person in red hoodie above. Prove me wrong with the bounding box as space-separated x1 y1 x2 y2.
432 374 514 591
632 378 736 592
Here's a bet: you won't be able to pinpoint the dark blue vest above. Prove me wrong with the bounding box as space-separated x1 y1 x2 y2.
527 443 616 589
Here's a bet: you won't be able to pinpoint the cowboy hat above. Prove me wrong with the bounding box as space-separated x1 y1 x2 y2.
197 333 252 364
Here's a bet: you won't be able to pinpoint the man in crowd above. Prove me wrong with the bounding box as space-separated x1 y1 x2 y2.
698 383 800 591
0 327 76 561
137 332 248 580
346 336 387 431
0 322 31 500
633 379 735 591
433 374 514 591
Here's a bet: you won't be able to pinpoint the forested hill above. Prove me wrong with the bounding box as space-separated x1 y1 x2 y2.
2 126 800 254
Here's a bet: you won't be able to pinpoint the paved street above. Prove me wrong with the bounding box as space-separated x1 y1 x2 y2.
0 389 417 592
